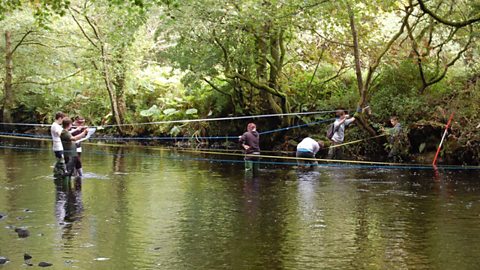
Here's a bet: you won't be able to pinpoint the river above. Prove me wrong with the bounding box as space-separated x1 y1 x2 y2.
1 141 480 269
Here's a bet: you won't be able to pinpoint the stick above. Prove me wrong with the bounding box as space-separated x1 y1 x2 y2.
432 112 455 165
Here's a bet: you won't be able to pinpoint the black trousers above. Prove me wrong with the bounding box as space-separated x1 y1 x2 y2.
75 152 82 170
64 156 76 176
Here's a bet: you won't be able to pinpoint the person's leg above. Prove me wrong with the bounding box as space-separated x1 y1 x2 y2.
53 151 66 177
65 157 75 177
328 144 336 159
296 151 305 167
75 153 83 176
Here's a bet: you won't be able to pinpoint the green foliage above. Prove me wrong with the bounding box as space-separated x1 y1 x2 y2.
0 0 478 164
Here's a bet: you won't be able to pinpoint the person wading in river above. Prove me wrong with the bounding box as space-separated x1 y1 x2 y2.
239 123 260 174
70 116 87 176
51 112 67 177
383 116 403 162
296 137 324 168
61 118 88 177
328 109 355 159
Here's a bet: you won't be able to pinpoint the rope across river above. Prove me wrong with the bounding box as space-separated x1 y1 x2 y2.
1 109 476 170
1 136 479 171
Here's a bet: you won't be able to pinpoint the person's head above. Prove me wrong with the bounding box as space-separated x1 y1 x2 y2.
247 123 256 132
317 140 325 149
390 116 399 126
55 112 65 123
62 118 73 130
335 109 346 119
74 116 85 126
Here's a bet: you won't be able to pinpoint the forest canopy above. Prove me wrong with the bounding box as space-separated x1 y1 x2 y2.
0 0 479 150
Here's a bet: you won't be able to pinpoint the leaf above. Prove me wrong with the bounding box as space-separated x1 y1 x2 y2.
163 108 178 115
185 108 198 115
140 105 160 117
419 142 426 153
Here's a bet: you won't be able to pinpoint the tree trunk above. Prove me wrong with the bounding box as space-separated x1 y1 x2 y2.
101 44 124 134
114 55 127 124
3 31 14 129
347 4 377 136
347 4 367 109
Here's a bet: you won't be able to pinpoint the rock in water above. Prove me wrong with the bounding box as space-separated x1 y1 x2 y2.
0 257 9 264
24 253 32 260
15 228 30 238
38 262 53 267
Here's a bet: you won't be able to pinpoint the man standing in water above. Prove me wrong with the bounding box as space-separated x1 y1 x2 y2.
51 112 66 161
239 123 260 174
385 116 402 162
61 118 88 177
51 112 66 177
71 116 87 176
328 109 355 159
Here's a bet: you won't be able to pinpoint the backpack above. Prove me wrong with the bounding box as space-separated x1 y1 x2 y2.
326 123 339 140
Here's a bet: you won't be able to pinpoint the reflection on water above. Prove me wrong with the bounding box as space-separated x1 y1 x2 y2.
1 142 480 269
54 176 83 225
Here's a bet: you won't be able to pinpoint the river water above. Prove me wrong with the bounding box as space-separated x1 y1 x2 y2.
1 141 480 269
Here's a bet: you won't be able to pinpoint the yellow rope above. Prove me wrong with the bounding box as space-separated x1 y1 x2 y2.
2 134 478 169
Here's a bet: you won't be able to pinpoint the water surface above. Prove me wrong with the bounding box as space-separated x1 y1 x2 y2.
1 141 480 269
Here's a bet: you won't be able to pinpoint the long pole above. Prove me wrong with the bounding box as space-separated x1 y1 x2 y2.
432 112 455 166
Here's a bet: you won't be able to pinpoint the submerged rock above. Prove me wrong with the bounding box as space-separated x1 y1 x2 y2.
0 256 9 264
24 253 32 260
14 228 30 238
38 262 53 267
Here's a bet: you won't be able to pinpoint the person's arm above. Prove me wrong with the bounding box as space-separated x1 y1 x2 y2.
71 129 88 141
239 133 250 150
333 119 342 128
345 116 355 126
53 125 62 136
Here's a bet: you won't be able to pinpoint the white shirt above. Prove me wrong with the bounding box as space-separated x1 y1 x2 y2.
297 137 320 154
332 118 355 143
51 122 63 151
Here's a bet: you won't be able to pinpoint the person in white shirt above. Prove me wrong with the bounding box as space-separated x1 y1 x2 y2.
328 109 355 159
51 112 66 161
296 137 324 167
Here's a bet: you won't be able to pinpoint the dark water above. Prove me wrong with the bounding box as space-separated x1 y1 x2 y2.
1 142 480 269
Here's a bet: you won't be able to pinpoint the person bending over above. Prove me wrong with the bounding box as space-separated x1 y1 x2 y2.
61 118 87 177
296 137 324 167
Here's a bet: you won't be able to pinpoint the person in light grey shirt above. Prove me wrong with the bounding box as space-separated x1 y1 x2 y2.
328 109 355 159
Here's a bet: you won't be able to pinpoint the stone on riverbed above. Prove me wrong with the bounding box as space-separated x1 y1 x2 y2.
0 256 10 264
14 227 30 238
24 253 32 260
38 262 53 267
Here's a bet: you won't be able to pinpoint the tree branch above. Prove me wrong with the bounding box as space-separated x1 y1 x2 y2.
418 0 480 28
203 78 231 96
69 9 99 50
13 69 84 86
230 72 285 98
11 30 34 54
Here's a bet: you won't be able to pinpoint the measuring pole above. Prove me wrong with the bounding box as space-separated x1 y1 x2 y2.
432 112 455 166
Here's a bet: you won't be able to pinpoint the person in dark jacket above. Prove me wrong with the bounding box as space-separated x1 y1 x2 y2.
239 123 260 173
61 118 87 177
70 116 87 176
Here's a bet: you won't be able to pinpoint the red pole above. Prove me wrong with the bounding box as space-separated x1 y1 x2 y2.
432 112 455 166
